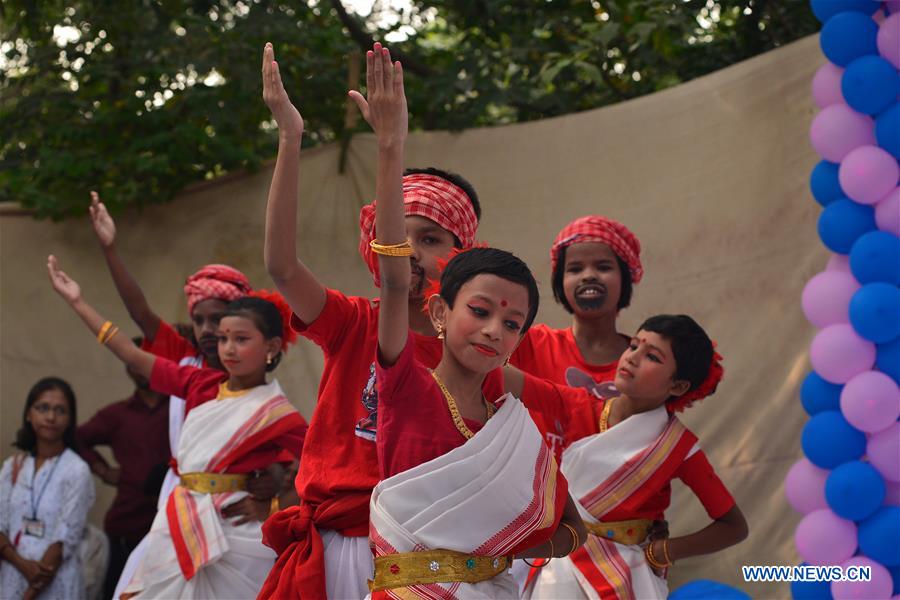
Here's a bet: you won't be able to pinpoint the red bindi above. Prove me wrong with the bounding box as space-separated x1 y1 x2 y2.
500 299 508 307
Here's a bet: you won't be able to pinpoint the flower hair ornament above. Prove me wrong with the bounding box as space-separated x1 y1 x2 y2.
250 289 299 350
666 345 724 414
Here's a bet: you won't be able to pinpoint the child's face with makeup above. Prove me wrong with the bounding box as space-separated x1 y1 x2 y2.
613 330 688 409
439 274 530 373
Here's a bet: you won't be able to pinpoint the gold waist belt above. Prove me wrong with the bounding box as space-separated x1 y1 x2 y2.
179 472 247 494
369 549 511 591
584 518 653 545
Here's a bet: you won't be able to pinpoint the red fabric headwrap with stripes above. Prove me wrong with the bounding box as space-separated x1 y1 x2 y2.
183 264 252 315
359 174 478 287
550 215 643 284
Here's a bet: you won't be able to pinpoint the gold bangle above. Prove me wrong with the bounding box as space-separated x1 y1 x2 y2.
662 538 674 565
96 321 113 344
645 541 668 569
102 326 120 346
269 496 280 517
561 522 580 555
369 239 413 257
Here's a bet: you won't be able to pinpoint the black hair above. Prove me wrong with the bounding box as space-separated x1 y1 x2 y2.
439 247 540 333
222 297 284 372
15 377 78 453
404 166 482 224
551 245 633 313
637 314 713 392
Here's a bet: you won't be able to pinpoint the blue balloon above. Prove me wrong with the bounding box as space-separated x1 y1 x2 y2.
791 566 834 599
810 161 843 207
825 461 886 520
876 103 900 158
849 283 900 343
859 506 900 566
850 231 900 285
801 371 843 415
801 411 867 469
820 12 879 67
877 337 900 384
670 579 751 600
818 199 876 254
811 0 881 23
842 56 900 115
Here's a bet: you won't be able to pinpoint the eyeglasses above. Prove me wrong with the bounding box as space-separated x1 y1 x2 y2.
32 404 70 417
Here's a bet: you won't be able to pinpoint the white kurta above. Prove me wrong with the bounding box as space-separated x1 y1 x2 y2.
0 448 95 600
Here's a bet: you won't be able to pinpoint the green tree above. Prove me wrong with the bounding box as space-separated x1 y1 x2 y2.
1 0 817 219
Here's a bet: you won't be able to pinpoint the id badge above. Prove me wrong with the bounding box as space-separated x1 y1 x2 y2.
23 518 44 538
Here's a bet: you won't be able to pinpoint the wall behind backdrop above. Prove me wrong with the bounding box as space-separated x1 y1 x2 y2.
1 35 822 596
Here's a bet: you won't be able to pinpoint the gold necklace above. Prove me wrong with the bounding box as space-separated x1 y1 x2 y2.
430 370 495 440
599 396 619 432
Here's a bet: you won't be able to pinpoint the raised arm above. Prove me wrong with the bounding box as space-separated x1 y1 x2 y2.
349 43 408 365
261 43 327 325
48 255 156 380
88 191 163 340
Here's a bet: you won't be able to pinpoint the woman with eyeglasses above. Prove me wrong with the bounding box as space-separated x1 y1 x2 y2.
0 377 95 599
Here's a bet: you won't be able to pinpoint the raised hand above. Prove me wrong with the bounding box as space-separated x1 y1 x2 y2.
262 43 304 139
348 42 407 148
47 255 82 304
88 191 116 248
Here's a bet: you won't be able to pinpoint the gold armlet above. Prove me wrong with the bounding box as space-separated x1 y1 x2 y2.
369 239 413 257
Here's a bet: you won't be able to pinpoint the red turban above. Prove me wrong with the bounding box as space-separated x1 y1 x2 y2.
183 264 252 315
359 174 478 286
550 216 643 284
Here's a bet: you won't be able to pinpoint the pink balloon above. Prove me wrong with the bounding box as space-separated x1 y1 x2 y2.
832 556 893 600
802 271 860 328
795 509 858 565
785 458 830 513
875 188 900 236
812 62 845 108
810 324 878 384
839 146 900 205
827 253 853 272
878 12 900 69
841 371 900 433
869 422 900 482
810 104 876 162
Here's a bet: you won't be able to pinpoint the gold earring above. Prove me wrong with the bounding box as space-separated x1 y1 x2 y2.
266 354 273 365
436 325 445 340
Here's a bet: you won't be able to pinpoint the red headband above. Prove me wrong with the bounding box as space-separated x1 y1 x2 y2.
667 346 724 413
359 174 478 287
184 264 252 315
550 216 643 283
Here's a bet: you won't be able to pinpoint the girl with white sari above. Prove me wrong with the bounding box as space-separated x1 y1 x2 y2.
356 44 587 598
524 314 749 600
47 258 307 599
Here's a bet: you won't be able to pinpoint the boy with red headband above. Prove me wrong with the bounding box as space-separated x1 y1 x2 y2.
512 215 644 456
258 42 482 598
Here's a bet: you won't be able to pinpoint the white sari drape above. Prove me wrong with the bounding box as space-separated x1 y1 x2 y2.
369 394 562 599
525 407 677 600
123 380 289 599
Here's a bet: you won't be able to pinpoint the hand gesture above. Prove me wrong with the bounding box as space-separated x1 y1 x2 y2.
220 496 271 526
348 42 407 147
47 255 82 304
246 469 279 500
262 43 304 139
88 191 116 248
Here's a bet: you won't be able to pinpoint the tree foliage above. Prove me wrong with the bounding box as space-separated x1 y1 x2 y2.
1 0 817 219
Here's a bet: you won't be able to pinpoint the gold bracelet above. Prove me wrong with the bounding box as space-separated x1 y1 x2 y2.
662 538 674 565
96 321 113 344
102 326 120 346
369 239 413 257
269 496 280 517
645 541 669 569
561 522 580 555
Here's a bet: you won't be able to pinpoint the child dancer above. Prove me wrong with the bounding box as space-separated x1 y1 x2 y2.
362 44 585 597
47 256 308 599
258 42 483 599
523 314 748 599
512 215 643 456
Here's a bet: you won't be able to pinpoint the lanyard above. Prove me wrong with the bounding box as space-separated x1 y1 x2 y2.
30 454 61 520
